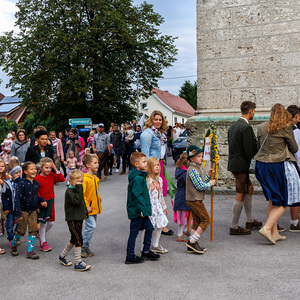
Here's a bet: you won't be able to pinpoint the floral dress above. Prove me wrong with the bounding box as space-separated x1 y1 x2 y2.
147 177 168 229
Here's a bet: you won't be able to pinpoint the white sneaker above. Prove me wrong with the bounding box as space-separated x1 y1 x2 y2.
115 169 119 173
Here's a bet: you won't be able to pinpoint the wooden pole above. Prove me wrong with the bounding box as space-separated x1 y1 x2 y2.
187 211 192 232
210 161 214 242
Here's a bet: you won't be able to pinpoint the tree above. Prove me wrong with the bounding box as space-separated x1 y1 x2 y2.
0 0 177 129
178 80 197 110
0 119 17 142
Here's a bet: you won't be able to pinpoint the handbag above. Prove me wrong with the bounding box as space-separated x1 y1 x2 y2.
249 133 269 174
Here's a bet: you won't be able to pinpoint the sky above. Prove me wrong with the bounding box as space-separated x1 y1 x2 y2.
0 0 197 97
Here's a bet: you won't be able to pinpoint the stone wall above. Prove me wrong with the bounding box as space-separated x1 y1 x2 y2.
186 115 268 191
196 0 300 116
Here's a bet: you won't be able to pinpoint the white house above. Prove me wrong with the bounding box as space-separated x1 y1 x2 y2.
139 88 195 126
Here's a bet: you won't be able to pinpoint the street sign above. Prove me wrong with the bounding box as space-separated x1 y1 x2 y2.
79 128 91 132
69 118 91 125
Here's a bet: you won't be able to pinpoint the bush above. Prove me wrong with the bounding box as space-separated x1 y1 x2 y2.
0 119 18 143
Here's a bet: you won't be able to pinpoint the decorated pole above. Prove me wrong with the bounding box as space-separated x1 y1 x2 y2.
203 124 220 241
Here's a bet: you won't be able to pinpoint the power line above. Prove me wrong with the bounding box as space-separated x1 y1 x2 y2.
159 75 197 80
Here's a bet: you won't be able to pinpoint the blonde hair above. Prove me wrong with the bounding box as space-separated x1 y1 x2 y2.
82 153 98 167
144 110 167 132
68 150 75 157
146 156 160 182
38 157 53 169
69 169 83 180
8 157 20 174
268 103 291 134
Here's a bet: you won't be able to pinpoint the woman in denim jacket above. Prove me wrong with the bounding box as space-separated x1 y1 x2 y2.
141 110 174 235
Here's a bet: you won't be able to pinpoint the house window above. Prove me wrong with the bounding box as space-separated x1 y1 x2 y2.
141 103 148 110
174 117 177 123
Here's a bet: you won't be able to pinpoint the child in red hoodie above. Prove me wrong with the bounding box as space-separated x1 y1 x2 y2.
36 157 65 251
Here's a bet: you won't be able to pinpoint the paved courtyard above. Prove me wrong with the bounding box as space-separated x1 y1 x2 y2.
0 158 299 300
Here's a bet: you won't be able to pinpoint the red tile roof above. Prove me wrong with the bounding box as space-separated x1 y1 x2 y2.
152 88 195 117
0 93 4 101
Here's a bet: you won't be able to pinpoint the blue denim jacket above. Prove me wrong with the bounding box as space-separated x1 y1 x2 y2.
140 128 161 159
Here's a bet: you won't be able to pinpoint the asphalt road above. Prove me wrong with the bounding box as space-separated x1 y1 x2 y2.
0 157 299 300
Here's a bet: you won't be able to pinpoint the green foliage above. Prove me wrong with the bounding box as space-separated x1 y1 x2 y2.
0 119 17 143
178 80 197 110
0 0 177 129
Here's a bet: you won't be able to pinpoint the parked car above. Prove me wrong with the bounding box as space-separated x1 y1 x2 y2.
171 130 187 162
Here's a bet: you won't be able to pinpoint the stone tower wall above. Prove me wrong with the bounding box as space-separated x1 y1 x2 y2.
197 0 300 116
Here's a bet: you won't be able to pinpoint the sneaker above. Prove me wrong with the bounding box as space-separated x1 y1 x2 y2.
151 245 168 254
186 241 206 254
81 247 94 258
125 255 145 264
0 248 5 254
119 171 125 175
58 255 73 266
141 250 160 261
186 246 195 254
289 222 300 232
26 250 39 259
245 219 262 230
115 169 119 173
40 242 52 252
183 230 191 237
229 226 251 235
277 224 286 232
177 234 189 242
10 241 18 256
74 261 91 271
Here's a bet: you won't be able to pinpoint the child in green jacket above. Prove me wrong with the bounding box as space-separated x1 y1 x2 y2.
58 169 90 271
125 152 160 264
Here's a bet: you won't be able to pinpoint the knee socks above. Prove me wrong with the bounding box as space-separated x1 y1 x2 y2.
74 247 82 264
39 221 55 244
61 242 73 258
190 231 201 243
178 224 185 237
39 223 47 244
244 194 254 223
28 235 36 253
231 200 244 229
46 221 54 232
11 234 21 246
152 228 162 247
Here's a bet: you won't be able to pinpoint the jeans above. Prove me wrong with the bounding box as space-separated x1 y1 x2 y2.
126 216 153 259
82 215 97 248
6 212 17 241
114 148 120 169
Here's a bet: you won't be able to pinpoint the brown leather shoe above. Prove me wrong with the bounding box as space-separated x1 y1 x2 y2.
186 241 206 254
245 219 262 229
230 226 251 235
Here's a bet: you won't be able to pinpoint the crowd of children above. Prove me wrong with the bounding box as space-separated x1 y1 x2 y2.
0 125 217 271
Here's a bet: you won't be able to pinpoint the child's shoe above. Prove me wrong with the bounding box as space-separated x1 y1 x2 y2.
26 250 39 259
58 255 73 266
125 255 145 264
40 242 52 252
10 241 18 256
176 234 189 242
151 245 168 254
186 246 195 254
186 241 206 254
74 261 91 271
81 247 94 257
141 250 160 261
0 248 5 254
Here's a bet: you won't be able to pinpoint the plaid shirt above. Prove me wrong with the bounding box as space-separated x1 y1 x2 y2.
189 169 212 191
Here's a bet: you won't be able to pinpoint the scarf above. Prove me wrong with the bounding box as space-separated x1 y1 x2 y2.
152 126 167 146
